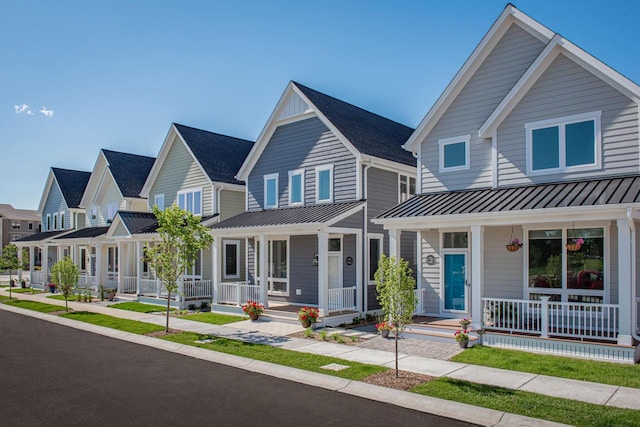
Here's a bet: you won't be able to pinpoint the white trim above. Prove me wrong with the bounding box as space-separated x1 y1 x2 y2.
267 237 290 296
440 249 469 314
46 213 51 231
59 210 66 230
525 111 601 176
438 135 471 173
223 239 241 279
177 187 203 216
491 129 498 188
315 164 334 204
367 233 384 285
288 169 305 206
153 193 165 211
263 173 279 209
53 212 58 230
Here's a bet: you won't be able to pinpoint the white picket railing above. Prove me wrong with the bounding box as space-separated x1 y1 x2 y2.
215 281 262 306
240 283 261 303
181 280 213 300
103 273 118 290
31 271 47 284
482 297 619 341
139 278 163 296
414 288 426 315
328 286 357 312
123 276 137 293
78 274 96 288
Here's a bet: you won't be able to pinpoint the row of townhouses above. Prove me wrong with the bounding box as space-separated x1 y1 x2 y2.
15 5 640 359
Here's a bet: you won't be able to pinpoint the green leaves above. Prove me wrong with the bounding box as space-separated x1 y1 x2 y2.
50 256 80 311
374 254 417 332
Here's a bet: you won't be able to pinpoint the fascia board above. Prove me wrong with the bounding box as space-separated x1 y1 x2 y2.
79 151 108 208
105 214 131 239
361 154 417 175
37 170 56 216
172 126 215 186
324 204 365 227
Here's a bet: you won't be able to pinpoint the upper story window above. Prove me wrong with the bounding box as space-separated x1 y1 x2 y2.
60 211 65 229
106 203 118 223
399 175 416 202
11 221 20 230
439 135 470 172
264 173 279 209
11 234 20 241
91 207 98 220
53 213 58 230
178 188 202 216
154 194 165 211
46 214 51 231
288 169 304 206
28 222 33 230
315 164 333 203
526 111 601 175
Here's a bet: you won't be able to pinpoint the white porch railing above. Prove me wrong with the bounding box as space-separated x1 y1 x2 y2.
215 281 262 306
181 280 213 300
31 271 47 285
78 274 96 288
414 288 426 315
328 286 357 312
103 273 118 290
139 278 164 297
123 276 137 293
482 297 619 341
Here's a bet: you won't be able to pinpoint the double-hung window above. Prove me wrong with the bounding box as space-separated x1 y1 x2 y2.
264 173 279 209
11 221 20 230
288 169 304 206
154 194 164 211
46 214 51 231
439 135 470 172
223 240 240 279
106 203 118 223
526 111 601 175
399 174 416 202
53 213 58 230
178 188 202 216
315 165 333 203
60 211 65 229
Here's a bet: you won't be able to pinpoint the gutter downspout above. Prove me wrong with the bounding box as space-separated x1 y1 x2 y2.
363 161 373 314
627 208 640 342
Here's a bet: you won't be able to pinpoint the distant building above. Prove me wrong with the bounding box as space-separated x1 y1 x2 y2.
0 204 41 250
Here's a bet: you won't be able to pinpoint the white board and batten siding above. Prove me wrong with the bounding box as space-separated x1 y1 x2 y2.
419 24 546 193
247 117 357 211
497 53 639 186
148 135 214 216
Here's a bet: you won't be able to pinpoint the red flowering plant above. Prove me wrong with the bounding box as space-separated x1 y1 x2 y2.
297 306 319 324
454 330 469 342
242 300 264 317
375 320 393 331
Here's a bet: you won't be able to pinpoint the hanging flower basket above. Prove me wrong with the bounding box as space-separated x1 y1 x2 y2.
505 244 521 252
505 226 523 252
566 237 584 252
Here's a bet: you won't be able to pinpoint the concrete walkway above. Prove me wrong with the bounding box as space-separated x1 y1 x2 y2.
3 290 640 414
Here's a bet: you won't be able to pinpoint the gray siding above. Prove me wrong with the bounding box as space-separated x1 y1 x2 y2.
419 24 545 193
342 234 357 287
420 230 441 314
247 238 256 285
332 210 364 229
247 117 357 211
149 135 214 216
219 189 245 221
609 223 618 305
42 181 69 230
498 53 640 186
288 235 319 304
367 167 399 234
400 231 417 280
483 226 524 299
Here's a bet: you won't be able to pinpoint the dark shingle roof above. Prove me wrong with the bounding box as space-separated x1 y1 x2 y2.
118 211 159 234
174 124 254 185
293 82 416 167
102 149 156 198
377 175 640 220
51 168 91 208
213 201 364 230
15 230 69 243
54 226 110 240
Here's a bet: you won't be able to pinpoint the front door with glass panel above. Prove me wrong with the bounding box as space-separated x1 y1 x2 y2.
328 238 342 289
443 252 467 312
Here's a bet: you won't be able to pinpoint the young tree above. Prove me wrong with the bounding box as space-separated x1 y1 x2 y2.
1 244 21 300
50 256 80 312
375 254 417 378
144 205 213 332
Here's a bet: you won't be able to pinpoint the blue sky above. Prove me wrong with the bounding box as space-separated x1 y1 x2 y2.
2 0 639 210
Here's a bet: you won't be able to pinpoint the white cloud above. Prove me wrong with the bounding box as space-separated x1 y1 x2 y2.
14 104 33 115
39 106 54 117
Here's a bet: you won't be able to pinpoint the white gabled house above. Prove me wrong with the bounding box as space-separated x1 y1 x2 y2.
374 5 640 358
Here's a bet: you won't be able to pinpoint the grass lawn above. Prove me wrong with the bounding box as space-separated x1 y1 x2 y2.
0 294 9 301
47 294 87 302
60 312 165 335
8 288 43 294
412 378 640 427
109 302 174 313
3 299 67 313
452 346 640 388
181 311 244 325
162 331 386 381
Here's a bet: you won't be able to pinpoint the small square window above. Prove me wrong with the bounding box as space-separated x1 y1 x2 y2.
264 174 279 209
439 135 470 172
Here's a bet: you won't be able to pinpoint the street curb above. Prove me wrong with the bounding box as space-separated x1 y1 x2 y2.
0 302 568 427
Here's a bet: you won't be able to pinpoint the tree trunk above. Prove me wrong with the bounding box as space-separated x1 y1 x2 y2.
8 271 12 300
395 327 399 378
165 291 171 332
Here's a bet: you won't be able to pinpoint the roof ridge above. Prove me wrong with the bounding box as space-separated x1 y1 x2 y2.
173 123 254 144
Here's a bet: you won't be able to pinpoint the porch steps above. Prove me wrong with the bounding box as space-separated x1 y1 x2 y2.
262 309 302 325
115 293 138 302
403 324 477 344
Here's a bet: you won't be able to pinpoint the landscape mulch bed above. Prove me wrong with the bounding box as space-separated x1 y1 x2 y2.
361 370 435 391
287 330 367 345
144 329 181 338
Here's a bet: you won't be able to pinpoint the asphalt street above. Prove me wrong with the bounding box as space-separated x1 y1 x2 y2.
0 310 473 426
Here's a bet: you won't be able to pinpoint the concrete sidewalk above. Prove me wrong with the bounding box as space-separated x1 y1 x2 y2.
3 290 640 412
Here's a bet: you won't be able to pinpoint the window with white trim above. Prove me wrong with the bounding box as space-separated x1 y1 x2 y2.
223 240 240 279
264 173 279 209
28 222 33 230
183 250 202 279
11 221 20 230
527 227 605 303
526 111 601 175
107 247 118 273
91 207 97 220
106 203 118 223
11 234 20 241
368 236 382 282
178 188 202 216
53 213 58 230
399 175 416 202
46 214 51 231
154 194 164 211
288 169 304 206
315 165 333 203
60 211 65 229
439 135 470 172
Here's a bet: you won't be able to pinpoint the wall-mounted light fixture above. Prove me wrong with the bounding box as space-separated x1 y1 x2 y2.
312 253 318 266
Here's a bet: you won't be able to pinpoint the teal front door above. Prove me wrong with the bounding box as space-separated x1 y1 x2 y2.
444 253 466 312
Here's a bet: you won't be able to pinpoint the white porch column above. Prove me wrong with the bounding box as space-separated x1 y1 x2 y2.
616 219 633 346
318 231 329 316
258 234 268 308
356 231 363 313
95 244 102 289
117 241 124 293
17 247 23 282
470 225 484 331
29 246 34 283
388 229 400 259
57 245 63 263
136 241 142 295
212 237 221 304
42 245 50 283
